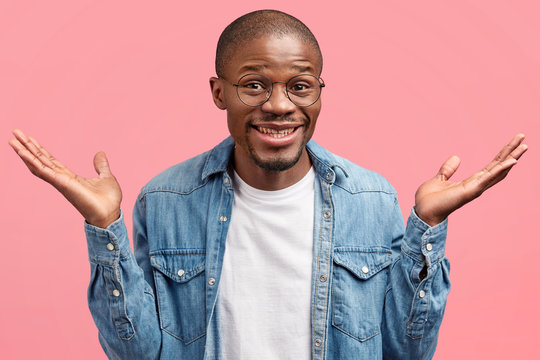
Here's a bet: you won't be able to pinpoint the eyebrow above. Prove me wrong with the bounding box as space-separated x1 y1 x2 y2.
291 64 314 73
239 64 267 73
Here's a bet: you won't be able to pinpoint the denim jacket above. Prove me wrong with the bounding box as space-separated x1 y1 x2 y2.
85 137 450 360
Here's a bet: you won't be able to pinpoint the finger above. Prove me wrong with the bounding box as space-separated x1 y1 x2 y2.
9 136 45 171
483 167 512 192
494 133 525 161
9 137 58 180
436 155 461 181
12 129 56 170
474 157 518 190
482 144 527 190
93 152 112 177
485 133 525 171
506 143 528 161
28 136 66 169
12 128 32 147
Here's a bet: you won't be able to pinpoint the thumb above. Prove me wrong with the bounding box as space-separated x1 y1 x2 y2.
93 151 112 177
436 155 461 181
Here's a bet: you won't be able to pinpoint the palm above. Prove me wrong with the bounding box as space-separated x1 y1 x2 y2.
9 129 122 228
414 134 528 226
52 168 122 227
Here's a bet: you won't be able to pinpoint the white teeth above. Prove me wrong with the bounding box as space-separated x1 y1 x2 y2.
257 127 295 138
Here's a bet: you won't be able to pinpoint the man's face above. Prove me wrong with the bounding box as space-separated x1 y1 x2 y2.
212 35 322 173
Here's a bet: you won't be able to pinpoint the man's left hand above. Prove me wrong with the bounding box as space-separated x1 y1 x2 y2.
414 133 528 226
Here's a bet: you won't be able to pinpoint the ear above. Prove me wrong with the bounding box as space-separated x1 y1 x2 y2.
209 77 227 110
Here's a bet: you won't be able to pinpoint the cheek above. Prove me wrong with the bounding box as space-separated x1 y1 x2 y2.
222 85 244 113
226 113 240 137
227 108 251 137
305 106 321 132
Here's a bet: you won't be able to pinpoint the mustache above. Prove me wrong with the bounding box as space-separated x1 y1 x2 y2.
247 115 309 126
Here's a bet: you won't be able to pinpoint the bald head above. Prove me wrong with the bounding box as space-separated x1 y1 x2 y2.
215 10 323 78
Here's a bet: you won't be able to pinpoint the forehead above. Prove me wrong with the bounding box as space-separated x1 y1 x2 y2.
224 35 322 79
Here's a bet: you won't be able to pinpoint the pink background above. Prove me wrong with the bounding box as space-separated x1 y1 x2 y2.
1 1 539 358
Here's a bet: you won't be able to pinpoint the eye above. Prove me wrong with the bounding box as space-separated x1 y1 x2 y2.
288 80 314 96
291 83 309 91
244 82 265 90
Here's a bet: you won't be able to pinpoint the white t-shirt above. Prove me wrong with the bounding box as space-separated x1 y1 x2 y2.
217 168 315 359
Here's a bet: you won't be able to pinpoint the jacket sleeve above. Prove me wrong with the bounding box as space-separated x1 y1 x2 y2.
381 201 451 360
85 198 161 359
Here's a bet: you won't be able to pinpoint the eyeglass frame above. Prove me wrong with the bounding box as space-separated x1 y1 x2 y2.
220 73 326 108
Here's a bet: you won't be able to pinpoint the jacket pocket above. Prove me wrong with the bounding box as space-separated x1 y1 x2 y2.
150 249 206 344
331 246 392 342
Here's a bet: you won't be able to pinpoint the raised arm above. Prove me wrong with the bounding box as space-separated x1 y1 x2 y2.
9 129 161 359
382 134 528 359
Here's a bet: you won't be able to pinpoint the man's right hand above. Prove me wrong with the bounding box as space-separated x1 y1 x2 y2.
9 129 122 229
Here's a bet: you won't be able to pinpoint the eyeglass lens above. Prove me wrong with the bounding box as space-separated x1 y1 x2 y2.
235 74 323 107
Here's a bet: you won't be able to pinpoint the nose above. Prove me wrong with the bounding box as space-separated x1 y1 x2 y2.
260 82 296 115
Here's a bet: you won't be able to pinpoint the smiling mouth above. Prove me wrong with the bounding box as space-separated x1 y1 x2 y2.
255 126 298 138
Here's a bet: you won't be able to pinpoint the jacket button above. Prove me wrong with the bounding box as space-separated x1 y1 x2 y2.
361 266 369 274
319 274 327 282
426 243 433 251
419 290 426 298
220 216 228 222
314 338 322 347
177 269 185 277
223 177 229 184
106 243 114 251
326 172 331 180
112 289 120 297
323 211 331 219
208 278 216 286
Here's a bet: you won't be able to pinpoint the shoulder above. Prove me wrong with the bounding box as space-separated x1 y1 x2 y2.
139 137 234 198
140 151 209 196
307 140 396 195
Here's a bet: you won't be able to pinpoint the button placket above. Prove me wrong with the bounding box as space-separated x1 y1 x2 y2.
312 175 334 359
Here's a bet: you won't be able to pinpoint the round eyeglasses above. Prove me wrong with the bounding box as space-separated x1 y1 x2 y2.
222 73 325 107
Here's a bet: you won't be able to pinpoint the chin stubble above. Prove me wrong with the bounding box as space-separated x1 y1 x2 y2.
249 144 305 172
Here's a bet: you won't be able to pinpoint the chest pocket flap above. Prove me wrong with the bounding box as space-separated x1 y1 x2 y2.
333 246 392 280
150 249 206 344
150 249 205 283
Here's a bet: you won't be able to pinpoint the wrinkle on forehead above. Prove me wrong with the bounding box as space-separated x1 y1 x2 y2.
238 64 316 75
226 36 322 79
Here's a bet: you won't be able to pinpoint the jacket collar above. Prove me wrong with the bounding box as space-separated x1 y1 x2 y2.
201 137 235 180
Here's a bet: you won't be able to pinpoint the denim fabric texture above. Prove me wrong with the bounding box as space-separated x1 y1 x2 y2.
85 137 450 360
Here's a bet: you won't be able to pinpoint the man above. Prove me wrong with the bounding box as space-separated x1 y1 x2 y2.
9 10 527 360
